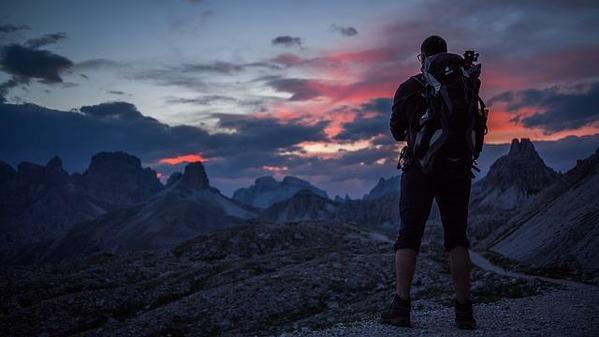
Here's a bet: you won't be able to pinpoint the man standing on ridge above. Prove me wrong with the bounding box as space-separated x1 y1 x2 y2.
380 35 488 330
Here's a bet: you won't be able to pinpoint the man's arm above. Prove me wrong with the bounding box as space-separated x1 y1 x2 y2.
390 79 417 141
390 76 424 142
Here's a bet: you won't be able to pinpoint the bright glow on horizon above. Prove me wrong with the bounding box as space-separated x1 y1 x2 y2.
158 154 207 165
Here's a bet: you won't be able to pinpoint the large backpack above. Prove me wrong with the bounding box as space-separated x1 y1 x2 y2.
411 51 488 174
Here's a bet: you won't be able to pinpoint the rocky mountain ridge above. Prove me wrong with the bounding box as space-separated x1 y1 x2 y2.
468 138 561 239
0 152 163 263
40 161 255 262
470 138 560 211
483 147 599 272
232 175 329 209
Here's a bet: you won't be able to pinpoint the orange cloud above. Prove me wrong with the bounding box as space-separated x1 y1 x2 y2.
263 43 599 147
159 154 206 165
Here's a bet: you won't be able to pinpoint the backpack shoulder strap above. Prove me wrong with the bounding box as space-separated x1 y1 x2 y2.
410 74 426 88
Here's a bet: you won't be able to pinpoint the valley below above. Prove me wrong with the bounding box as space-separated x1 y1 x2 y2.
1 220 583 337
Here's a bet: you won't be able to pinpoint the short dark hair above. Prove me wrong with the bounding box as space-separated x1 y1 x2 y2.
420 35 447 56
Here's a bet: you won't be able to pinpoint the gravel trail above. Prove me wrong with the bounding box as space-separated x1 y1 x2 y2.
284 249 599 337
469 250 596 289
283 288 599 337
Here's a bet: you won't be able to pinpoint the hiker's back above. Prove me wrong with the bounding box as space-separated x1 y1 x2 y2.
414 50 486 174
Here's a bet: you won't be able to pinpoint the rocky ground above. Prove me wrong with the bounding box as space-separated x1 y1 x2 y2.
0 220 562 337
284 288 599 337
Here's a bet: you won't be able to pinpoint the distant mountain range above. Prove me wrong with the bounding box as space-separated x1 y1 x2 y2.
1 138 598 275
40 162 255 262
362 175 400 200
0 152 162 251
232 176 329 209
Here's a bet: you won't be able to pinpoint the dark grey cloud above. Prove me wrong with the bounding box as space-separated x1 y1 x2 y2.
80 102 145 121
334 98 392 142
129 67 207 90
25 32 67 48
209 113 328 157
0 44 73 93
0 24 29 33
329 25 358 37
0 101 328 177
129 61 280 91
73 58 124 71
267 78 321 101
1 100 596 197
107 90 132 96
181 61 279 74
177 61 278 74
489 82 599 133
165 95 237 105
0 77 19 100
272 36 303 48
181 61 244 74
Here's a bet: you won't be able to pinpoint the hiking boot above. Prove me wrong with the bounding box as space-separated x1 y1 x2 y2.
454 298 476 330
380 294 411 327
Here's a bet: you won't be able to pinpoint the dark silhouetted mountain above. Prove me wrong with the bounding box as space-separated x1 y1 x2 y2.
260 189 337 223
42 161 256 262
256 188 400 234
471 138 560 210
336 194 400 233
233 175 329 209
468 138 560 239
483 147 599 272
166 171 183 187
0 157 103 251
82 152 163 209
362 175 400 200
179 161 209 189
0 152 169 263
334 194 352 203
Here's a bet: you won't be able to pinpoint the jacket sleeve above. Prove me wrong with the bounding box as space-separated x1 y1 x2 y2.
389 84 409 141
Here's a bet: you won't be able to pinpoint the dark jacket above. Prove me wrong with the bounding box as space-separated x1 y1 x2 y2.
389 74 426 148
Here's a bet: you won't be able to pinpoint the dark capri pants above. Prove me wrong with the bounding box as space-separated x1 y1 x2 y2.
393 159 472 253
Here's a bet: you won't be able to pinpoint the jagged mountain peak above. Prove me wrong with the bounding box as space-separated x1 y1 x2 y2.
82 151 163 208
255 176 277 185
45 156 63 170
281 176 310 185
334 194 352 202
233 175 329 209
483 138 558 190
0 160 16 182
508 138 537 157
470 138 560 212
88 151 142 171
260 189 336 223
166 172 183 187
484 147 599 272
363 175 401 200
180 161 209 189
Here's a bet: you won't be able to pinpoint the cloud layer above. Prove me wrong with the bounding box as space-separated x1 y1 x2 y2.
490 82 599 133
272 35 303 48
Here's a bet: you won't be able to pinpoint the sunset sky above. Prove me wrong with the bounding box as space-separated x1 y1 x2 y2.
1 0 598 197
